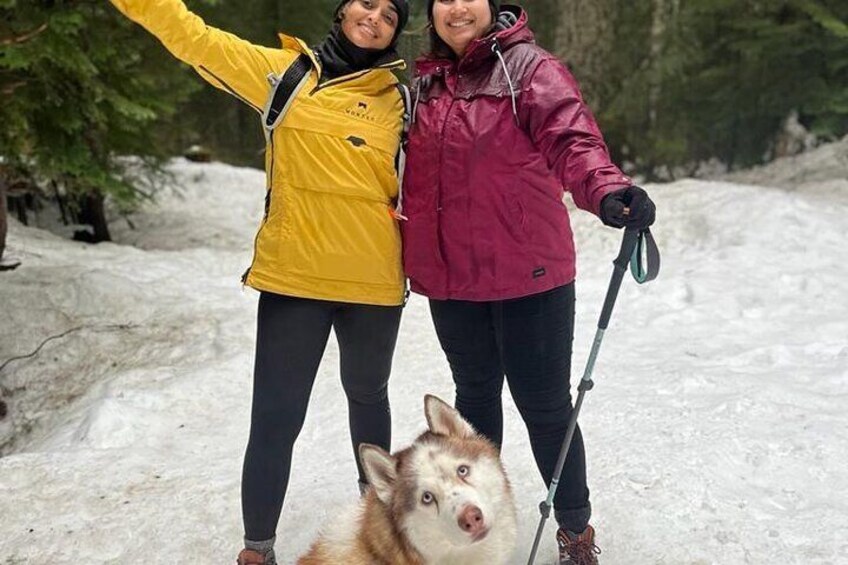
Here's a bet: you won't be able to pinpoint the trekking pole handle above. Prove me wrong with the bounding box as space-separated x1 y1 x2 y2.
598 228 639 329
598 227 661 329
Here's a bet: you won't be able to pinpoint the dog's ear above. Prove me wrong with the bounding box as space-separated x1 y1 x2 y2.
359 444 397 505
424 395 476 439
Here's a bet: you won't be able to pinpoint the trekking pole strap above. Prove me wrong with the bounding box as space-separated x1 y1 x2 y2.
631 228 661 284
600 228 661 329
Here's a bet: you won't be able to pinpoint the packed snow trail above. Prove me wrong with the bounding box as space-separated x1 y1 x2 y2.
0 160 846 564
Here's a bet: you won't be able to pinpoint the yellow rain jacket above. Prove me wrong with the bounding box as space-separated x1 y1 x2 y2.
111 0 406 306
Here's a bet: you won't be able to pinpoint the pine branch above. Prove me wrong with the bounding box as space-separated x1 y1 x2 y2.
791 0 848 38
1 80 27 96
0 23 48 46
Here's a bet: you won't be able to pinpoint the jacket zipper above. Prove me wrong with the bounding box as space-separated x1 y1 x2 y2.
309 60 405 95
198 64 266 284
199 65 261 113
435 86 455 273
242 134 276 285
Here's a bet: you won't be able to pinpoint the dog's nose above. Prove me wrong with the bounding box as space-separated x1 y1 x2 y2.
457 505 485 536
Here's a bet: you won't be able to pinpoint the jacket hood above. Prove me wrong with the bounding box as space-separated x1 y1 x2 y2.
415 5 532 76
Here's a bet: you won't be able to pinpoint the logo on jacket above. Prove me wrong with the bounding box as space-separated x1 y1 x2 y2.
346 100 377 122
346 136 367 148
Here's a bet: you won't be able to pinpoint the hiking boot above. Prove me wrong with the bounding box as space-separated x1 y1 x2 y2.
237 548 277 565
557 525 600 565
0 256 21 272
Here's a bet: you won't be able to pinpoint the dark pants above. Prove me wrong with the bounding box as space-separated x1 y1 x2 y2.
429 284 591 532
241 292 402 542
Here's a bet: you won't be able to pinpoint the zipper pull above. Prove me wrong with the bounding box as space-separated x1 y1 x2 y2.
240 268 251 292
389 207 408 221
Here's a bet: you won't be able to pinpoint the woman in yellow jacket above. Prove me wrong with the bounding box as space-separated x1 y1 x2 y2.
108 0 409 562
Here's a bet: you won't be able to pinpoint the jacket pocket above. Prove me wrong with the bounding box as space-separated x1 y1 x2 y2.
279 103 400 203
401 209 445 281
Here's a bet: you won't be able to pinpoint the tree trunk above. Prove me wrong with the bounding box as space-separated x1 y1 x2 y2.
74 191 112 243
0 175 7 261
553 0 615 106
648 0 677 130
648 0 665 131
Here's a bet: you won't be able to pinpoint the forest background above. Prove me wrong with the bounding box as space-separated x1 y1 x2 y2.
1 0 847 241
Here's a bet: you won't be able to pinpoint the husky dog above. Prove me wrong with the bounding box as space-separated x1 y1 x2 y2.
298 395 517 565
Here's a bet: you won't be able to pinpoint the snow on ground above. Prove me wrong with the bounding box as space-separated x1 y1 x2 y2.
1 157 846 564
719 135 848 199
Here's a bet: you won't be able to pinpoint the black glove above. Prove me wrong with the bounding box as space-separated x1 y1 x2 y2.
600 185 656 229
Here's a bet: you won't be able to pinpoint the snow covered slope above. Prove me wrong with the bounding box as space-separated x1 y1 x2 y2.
1 159 846 564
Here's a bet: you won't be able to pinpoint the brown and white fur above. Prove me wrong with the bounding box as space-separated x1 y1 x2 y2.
298 395 517 565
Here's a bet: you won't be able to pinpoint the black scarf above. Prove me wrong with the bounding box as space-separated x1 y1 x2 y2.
313 24 399 83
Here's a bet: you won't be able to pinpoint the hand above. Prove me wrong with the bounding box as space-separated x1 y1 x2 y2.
600 185 656 229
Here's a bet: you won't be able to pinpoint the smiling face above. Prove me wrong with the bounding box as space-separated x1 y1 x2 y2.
339 0 399 51
432 0 493 57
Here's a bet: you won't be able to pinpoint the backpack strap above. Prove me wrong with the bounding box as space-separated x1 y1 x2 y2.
262 53 312 135
392 83 412 220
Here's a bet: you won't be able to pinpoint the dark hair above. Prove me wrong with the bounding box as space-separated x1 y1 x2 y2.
427 24 456 59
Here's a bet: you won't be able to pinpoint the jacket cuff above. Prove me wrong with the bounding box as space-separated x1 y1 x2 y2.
590 181 630 217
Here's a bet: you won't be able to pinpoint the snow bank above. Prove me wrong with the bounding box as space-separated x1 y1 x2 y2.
1 159 846 564
719 135 848 201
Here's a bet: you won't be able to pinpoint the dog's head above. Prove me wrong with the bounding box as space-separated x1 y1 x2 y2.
360 395 514 555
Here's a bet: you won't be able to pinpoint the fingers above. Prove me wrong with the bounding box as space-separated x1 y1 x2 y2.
622 197 655 228
608 200 628 227
605 186 655 229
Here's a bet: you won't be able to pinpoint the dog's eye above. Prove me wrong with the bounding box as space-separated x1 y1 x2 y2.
457 465 470 478
421 491 435 505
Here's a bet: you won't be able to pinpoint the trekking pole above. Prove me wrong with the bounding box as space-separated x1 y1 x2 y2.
526 227 660 565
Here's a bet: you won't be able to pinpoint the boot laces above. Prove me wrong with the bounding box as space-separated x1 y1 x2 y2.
566 540 601 564
558 529 601 565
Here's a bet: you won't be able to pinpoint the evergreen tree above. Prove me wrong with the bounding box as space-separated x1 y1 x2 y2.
599 0 848 177
163 0 280 168
551 0 616 108
0 0 201 241
274 0 338 43
521 0 559 52
6 0 844 210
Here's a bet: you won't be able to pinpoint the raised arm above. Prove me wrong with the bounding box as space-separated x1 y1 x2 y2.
109 0 293 111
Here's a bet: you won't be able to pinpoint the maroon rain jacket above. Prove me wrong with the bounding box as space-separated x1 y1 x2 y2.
401 7 632 301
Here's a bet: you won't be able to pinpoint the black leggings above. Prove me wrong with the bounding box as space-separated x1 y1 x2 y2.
429 284 591 532
242 292 402 542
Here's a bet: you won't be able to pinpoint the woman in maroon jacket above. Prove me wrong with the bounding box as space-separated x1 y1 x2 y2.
401 2 656 563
